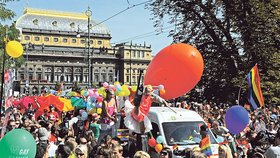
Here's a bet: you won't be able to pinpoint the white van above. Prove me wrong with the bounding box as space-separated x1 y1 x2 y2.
147 107 219 158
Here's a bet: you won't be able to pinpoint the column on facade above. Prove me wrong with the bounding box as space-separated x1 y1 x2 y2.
80 67 84 83
42 66 45 80
33 65 36 81
106 67 109 82
99 67 102 84
71 66 74 82
52 66 55 82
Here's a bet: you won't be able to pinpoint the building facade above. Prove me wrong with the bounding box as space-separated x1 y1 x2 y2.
15 8 152 94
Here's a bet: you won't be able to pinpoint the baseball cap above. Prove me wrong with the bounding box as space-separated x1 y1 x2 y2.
38 127 49 141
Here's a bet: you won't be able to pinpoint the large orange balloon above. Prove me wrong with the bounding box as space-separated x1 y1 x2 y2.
144 43 204 100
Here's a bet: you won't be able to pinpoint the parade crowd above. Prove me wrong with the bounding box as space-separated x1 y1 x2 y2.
0 88 279 158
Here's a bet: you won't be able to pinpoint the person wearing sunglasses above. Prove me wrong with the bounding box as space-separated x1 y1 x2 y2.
75 145 87 158
159 147 173 158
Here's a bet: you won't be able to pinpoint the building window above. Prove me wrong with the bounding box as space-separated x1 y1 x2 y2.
72 39 77 43
74 75 80 82
132 76 136 83
126 69 129 73
102 74 106 82
81 39 85 44
137 51 140 58
63 38 68 43
29 74 33 81
46 74 51 82
94 74 99 82
141 51 145 58
70 22 75 28
44 37 49 42
90 40 93 44
84 75 88 82
126 76 129 82
109 76 113 82
132 51 136 57
52 21 58 27
54 38 59 42
97 41 102 45
34 36 40 41
37 74 42 80
33 19 38 25
24 36 30 41
20 74 24 80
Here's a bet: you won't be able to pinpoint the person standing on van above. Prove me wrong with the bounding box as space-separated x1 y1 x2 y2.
199 125 213 157
124 85 169 134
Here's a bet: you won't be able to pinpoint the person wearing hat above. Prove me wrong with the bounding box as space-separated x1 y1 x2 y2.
38 127 50 145
264 129 280 158
124 85 169 134
90 113 101 140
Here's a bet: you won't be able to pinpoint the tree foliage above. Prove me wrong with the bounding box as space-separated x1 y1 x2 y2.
147 0 280 104
0 1 24 83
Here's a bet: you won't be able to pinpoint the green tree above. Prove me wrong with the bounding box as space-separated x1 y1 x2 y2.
0 2 24 76
148 0 280 104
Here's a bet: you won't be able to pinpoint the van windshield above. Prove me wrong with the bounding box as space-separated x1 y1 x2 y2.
162 121 217 146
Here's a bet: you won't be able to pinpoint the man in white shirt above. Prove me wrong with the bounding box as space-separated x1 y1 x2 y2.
265 130 280 158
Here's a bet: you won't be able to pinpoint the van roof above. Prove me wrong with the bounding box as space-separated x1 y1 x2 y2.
148 107 204 123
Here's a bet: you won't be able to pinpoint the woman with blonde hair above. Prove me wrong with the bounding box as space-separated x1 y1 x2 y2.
219 144 233 158
133 151 150 158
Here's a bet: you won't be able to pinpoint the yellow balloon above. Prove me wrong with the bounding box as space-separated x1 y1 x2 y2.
119 91 125 97
6 41 23 58
114 81 120 86
124 90 130 96
131 86 137 92
97 108 102 114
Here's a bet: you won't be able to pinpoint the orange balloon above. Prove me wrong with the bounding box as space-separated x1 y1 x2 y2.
155 144 163 153
144 43 204 100
159 89 166 95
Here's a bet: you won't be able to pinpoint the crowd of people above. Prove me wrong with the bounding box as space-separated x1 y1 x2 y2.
0 87 279 158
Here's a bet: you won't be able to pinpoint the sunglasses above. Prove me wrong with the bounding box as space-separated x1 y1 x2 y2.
76 153 84 156
160 151 168 156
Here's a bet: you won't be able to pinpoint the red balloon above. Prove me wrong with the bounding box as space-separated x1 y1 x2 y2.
148 137 157 147
144 43 204 100
97 97 103 103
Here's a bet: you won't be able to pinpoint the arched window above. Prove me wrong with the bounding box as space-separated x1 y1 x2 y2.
52 21 58 27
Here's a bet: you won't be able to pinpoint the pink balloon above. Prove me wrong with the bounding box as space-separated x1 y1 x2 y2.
103 82 109 88
88 89 94 97
93 92 99 98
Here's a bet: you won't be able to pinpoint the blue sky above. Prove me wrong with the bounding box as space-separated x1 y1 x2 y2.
5 0 173 54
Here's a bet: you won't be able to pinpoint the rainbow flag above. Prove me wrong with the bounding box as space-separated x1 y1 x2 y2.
199 136 212 156
246 64 264 110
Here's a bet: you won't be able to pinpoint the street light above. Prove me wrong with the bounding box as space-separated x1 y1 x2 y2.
85 7 92 88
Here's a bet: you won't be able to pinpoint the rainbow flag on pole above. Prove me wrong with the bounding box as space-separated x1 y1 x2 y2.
246 64 264 110
199 136 212 156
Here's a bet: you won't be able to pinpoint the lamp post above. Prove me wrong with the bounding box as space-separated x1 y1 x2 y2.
85 7 92 88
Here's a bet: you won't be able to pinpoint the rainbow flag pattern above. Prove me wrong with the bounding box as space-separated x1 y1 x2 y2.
246 64 264 110
199 136 212 156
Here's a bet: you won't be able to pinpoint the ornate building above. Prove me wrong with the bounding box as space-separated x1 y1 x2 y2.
15 8 152 94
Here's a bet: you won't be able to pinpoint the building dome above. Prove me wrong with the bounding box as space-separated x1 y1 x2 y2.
16 8 110 35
